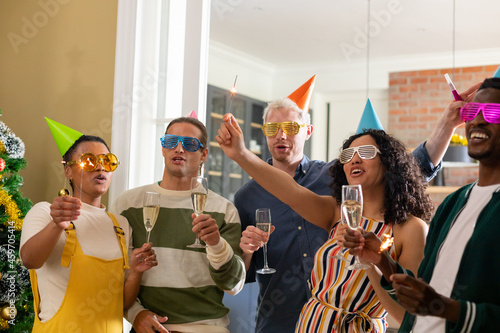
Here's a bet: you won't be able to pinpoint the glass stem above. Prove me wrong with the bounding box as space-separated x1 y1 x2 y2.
262 243 269 269
335 246 345 259
195 213 201 245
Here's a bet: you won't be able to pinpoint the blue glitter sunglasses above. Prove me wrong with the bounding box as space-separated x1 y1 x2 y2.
160 134 204 152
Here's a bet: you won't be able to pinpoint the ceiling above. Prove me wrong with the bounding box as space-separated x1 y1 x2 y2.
209 0 500 69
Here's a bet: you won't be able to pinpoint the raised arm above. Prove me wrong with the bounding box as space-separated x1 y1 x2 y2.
216 113 338 230
424 82 481 166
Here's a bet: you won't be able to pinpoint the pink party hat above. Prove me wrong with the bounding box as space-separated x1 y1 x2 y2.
187 110 198 119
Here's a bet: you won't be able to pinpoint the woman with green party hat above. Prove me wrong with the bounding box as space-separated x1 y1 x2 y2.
20 118 158 332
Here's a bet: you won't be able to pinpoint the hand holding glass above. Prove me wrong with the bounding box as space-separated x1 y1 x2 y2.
342 185 370 270
256 208 276 274
187 176 208 249
143 192 160 243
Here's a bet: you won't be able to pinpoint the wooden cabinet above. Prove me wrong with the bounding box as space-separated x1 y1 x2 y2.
205 85 270 201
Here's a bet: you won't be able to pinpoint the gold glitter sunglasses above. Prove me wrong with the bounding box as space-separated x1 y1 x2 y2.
64 152 120 172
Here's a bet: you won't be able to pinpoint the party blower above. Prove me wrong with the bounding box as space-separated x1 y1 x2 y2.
444 73 463 101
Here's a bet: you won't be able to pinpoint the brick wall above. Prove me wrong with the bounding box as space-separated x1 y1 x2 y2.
388 64 498 188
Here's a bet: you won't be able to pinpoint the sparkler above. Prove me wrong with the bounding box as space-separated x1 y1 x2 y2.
379 234 394 253
59 160 86 202
227 75 238 113
79 162 84 202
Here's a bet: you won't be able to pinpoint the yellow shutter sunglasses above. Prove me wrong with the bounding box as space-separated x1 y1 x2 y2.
261 121 306 137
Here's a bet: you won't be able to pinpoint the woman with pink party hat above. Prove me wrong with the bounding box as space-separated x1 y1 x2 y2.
20 118 157 332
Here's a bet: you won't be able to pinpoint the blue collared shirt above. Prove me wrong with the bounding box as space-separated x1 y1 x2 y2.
234 142 439 333
235 155 332 333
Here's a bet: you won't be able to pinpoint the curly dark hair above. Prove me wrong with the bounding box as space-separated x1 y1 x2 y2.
329 129 434 225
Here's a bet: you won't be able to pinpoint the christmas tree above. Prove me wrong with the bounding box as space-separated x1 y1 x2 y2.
0 110 33 332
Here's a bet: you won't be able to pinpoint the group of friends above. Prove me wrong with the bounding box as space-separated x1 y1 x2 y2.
19 72 500 333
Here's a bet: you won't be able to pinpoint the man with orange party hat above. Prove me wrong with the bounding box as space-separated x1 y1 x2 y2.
230 75 476 333
233 75 356 332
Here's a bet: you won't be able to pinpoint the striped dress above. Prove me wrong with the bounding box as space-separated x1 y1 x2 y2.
295 217 395 333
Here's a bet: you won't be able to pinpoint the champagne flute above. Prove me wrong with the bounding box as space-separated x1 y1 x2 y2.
255 208 276 274
187 176 208 249
143 192 160 243
342 185 370 270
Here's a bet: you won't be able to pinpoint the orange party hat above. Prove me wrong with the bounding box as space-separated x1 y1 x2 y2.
288 75 316 113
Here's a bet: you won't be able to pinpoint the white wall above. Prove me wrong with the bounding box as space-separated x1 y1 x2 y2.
320 89 388 161
208 41 275 101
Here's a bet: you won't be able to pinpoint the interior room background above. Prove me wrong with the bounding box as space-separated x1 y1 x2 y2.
1 1 499 331
2 1 498 208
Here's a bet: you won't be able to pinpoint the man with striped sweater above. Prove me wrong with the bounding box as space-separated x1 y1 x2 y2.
111 116 245 333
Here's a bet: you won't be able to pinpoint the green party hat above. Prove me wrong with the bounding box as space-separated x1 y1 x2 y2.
45 117 83 156
356 99 384 134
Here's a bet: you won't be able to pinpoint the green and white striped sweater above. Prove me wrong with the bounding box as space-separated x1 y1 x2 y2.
111 182 245 332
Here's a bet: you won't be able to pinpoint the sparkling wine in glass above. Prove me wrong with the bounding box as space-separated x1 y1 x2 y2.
256 208 276 274
143 192 160 243
342 185 370 270
187 176 208 249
